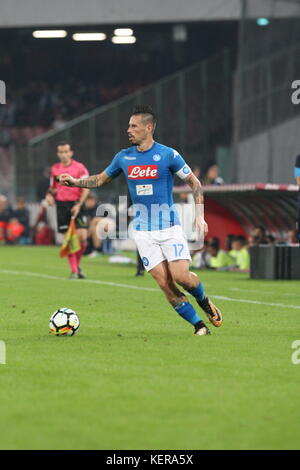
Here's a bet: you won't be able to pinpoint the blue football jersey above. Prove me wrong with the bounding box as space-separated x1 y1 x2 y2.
105 141 192 230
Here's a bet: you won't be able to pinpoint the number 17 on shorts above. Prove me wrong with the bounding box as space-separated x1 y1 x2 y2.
172 243 184 257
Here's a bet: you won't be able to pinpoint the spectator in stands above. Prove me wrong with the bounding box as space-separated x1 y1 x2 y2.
84 196 115 257
224 233 238 261
191 240 211 269
83 193 98 221
0 194 13 243
52 113 67 130
32 200 55 245
1 197 29 245
38 82 57 126
0 96 16 127
84 194 102 257
0 126 11 147
266 234 276 245
6 216 25 244
250 225 268 245
203 164 224 185
192 166 201 181
287 228 298 245
229 235 250 272
5 80 145 133
207 238 234 270
248 233 258 248
13 197 30 243
37 167 51 202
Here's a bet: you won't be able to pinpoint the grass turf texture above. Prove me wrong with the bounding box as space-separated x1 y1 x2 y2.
0 246 299 450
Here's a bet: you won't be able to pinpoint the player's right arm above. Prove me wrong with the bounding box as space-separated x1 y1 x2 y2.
60 152 122 188
59 171 112 188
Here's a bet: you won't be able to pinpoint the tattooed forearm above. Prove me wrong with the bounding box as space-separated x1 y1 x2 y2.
76 173 112 188
185 174 204 205
77 176 101 188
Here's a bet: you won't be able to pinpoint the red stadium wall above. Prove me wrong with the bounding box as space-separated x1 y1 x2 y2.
204 198 247 248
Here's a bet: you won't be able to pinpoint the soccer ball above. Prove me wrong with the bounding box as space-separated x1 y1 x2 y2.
49 308 80 336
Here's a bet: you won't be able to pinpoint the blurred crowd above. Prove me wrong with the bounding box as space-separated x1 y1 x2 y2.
0 195 30 244
192 226 299 273
0 79 145 145
0 192 114 256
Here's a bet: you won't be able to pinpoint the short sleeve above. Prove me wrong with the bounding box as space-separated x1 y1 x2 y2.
105 152 123 178
295 155 300 178
168 148 192 179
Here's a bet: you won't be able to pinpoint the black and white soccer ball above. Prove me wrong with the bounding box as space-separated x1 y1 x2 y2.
49 308 80 336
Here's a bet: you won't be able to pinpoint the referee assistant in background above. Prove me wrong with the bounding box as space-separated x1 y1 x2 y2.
46 142 90 278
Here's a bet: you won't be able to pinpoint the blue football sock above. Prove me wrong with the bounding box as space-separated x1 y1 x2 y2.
187 283 205 302
174 301 201 326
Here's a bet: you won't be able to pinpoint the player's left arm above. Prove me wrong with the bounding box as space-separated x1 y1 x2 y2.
169 149 208 236
184 172 208 237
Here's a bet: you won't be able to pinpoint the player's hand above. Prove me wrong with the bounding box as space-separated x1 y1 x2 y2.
71 203 81 218
194 216 208 240
59 174 77 187
45 193 55 206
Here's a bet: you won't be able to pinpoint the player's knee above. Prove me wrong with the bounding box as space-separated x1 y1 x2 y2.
172 271 188 287
173 271 198 288
189 271 199 283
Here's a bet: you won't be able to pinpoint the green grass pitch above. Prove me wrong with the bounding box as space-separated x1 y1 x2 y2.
0 245 299 450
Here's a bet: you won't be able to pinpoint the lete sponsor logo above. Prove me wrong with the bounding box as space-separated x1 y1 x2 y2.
128 165 158 179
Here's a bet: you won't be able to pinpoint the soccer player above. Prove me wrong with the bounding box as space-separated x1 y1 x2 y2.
59 105 223 335
46 142 90 279
295 155 300 245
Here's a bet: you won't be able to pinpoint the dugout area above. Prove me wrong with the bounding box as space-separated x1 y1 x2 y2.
175 183 299 248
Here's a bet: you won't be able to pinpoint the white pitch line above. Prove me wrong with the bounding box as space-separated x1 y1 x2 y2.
211 295 300 310
0 269 159 292
229 287 300 300
229 287 273 294
0 269 300 310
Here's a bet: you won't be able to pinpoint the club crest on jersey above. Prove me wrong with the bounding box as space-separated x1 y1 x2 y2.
153 154 161 161
128 165 158 179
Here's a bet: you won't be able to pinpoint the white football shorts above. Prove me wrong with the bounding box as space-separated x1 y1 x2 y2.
133 225 192 271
